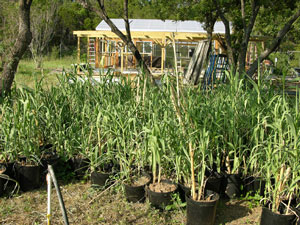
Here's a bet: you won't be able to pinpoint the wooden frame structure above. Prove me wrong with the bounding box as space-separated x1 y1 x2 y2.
73 19 266 76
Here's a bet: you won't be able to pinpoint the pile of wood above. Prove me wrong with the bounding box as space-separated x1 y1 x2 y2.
184 40 210 85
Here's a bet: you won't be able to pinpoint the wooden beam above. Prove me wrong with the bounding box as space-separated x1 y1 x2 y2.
77 36 80 73
73 30 220 41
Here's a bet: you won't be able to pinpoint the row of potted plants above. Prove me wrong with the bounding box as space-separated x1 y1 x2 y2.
0 71 300 224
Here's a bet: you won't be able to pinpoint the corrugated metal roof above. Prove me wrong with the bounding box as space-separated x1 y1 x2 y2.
96 19 227 34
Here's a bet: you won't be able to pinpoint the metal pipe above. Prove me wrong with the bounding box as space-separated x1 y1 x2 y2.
46 173 51 225
48 165 69 225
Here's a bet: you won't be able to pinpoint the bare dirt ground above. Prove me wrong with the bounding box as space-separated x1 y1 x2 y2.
0 181 261 225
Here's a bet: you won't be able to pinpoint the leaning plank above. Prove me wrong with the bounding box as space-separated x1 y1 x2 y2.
192 40 210 84
184 42 204 82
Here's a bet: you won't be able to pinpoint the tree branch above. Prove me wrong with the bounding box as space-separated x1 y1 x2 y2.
241 0 245 30
247 8 300 77
244 0 260 45
123 0 131 42
213 0 236 67
79 0 154 83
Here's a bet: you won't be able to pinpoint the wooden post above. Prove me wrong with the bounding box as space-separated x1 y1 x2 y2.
121 46 124 73
215 40 219 54
172 34 178 75
87 37 90 64
77 36 80 73
133 39 136 68
150 41 153 71
255 43 258 60
95 38 99 68
104 40 107 68
161 38 166 74
125 46 128 70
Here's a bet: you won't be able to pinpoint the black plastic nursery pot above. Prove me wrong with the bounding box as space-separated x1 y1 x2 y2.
243 176 265 196
0 162 16 179
16 164 40 192
124 174 151 203
178 182 191 203
91 171 112 188
186 191 219 225
0 161 17 188
41 152 60 174
71 157 90 178
206 176 222 194
146 180 178 209
0 165 6 196
225 174 243 198
260 207 296 225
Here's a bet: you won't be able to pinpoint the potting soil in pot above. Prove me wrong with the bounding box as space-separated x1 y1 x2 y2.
131 176 150 187
149 182 177 193
147 180 178 209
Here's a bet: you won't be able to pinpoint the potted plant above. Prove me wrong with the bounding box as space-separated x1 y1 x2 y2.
117 121 151 203
146 125 178 209
14 96 43 192
259 102 300 225
89 112 118 188
186 130 219 225
121 147 151 203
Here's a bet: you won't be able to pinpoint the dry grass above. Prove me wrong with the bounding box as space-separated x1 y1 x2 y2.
0 180 262 225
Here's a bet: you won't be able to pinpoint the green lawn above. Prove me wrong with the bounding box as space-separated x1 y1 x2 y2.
14 56 76 88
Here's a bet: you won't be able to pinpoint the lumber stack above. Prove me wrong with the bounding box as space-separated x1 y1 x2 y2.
184 40 210 85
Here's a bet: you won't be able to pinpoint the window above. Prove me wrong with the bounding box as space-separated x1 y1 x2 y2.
136 41 152 54
99 40 116 53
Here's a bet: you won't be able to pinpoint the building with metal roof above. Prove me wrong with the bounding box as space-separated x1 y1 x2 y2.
73 19 263 76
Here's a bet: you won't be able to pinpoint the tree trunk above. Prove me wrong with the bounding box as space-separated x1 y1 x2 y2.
247 8 300 77
213 0 237 72
237 0 260 76
0 0 33 95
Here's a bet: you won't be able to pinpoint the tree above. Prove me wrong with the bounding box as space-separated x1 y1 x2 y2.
154 0 300 77
0 0 33 95
153 0 218 51
212 0 300 77
0 1 19 70
29 0 60 69
79 0 154 83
